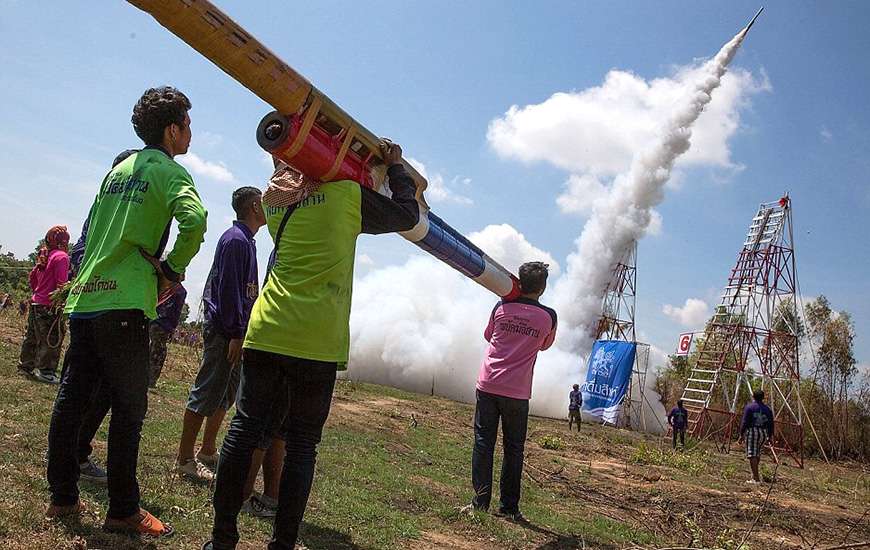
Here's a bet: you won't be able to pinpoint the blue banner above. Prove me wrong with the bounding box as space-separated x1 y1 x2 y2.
580 340 637 424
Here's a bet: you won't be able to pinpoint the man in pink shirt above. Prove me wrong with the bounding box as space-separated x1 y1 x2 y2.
467 261 556 521
18 225 71 384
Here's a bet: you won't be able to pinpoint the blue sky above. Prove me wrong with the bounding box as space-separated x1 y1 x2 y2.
1 1 868 376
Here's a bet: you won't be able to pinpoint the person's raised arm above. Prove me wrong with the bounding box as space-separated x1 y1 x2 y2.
360 142 420 235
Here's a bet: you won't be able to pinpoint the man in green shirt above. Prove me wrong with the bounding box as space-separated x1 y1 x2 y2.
206 142 420 550
46 86 207 539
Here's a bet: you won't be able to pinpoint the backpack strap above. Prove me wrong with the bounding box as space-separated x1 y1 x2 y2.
263 203 299 286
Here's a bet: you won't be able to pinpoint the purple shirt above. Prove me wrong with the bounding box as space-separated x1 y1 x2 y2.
153 285 187 334
740 401 774 435
476 297 557 400
203 221 259 339
668 406 688 429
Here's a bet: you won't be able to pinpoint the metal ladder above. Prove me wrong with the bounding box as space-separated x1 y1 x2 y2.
680 201 786 434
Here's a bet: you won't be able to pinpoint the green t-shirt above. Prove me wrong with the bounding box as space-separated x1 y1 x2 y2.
244 181 362 364
65 148 207 319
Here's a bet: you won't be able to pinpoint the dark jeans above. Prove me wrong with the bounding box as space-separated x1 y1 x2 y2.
211 349 337 550
56 354 113 464
18 304 65 376
672 426 686 449
47 310 149 519
77 382 112 464
471 389 529 514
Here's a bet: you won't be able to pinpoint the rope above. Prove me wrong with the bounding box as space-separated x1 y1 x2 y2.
46 308 65 349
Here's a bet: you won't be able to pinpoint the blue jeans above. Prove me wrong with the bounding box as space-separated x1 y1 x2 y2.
210 348 337 550
47 310 149 519
471 389 529 514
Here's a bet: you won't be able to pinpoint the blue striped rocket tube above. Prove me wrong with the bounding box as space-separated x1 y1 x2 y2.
400 211 521 300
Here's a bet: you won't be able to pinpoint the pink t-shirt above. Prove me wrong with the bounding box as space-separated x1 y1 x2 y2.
476 297 557 400
30 249 69 307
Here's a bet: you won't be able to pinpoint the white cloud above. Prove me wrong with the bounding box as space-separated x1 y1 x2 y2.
556 174 607 215
487 64 771 211
820 126 833 142
468 224 560 276
357 253 375 267
406 157 473 205
662 298 710 327
178 151 235 183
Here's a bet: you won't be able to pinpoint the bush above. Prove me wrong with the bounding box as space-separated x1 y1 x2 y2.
538 435 566 450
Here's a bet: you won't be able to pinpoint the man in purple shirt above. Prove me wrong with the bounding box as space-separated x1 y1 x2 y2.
739 390 774 484
149 284 187 387
175 187 265 481
668 400 689 450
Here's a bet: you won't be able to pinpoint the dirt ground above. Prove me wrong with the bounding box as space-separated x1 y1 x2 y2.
1 313 868 549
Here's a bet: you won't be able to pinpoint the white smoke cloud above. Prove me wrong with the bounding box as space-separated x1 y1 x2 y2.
663 298 711 327
346 24 760 431
178 151 235 183
488 67 770 178
468 224 560 276
407 157 473 205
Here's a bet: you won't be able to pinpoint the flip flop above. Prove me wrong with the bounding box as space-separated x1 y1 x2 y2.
103 509 174 538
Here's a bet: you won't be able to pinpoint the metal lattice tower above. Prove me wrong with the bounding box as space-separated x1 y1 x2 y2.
594 242 651 431
680 196 803 467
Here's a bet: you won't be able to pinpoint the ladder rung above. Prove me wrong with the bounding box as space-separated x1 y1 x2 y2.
681 398 706 404
692 369 718 374
687 378 715 384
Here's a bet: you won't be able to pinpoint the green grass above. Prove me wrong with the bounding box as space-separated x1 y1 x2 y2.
1 314 868 549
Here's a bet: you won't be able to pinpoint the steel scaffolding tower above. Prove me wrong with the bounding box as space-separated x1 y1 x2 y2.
679 196 803 466
594 242 650 430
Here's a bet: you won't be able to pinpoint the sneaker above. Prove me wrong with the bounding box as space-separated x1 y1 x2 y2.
175 458 214 482
745 479 760 485
241 493 278 518
495 509 526 522
34 371 60 385
17 366 34 378
195 450 219 470
79 458 108 484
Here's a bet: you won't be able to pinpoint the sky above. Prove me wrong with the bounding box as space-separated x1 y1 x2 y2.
1 1 868 384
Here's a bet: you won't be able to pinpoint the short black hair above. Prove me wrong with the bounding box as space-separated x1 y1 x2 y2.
572 384 579 390
677 399 684 407
112 149 140 168
753 390 765 402
518 261 549 294
131 86 191 146
232 186 262 217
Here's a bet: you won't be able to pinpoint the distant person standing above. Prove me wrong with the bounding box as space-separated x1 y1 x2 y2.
149 284 187 387
17 225 70 384
568 384 582 431
739 390 774 484
668 399 689 449
465 262 557 522
175 187 265 481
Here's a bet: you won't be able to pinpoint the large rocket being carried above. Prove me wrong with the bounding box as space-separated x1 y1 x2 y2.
126 0 521 300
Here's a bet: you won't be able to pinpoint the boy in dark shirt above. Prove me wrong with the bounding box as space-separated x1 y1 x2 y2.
568 384 582 431
739 390 774 484
175 187 265 482
667 400 689 449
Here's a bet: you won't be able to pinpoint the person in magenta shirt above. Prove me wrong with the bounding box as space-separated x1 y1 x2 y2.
466 261 557 521
17 225 70 384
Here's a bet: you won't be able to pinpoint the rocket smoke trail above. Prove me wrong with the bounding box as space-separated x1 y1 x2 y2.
551 18 760 357
347 16 760 427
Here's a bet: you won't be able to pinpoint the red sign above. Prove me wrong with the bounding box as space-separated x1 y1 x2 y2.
676 333 693 356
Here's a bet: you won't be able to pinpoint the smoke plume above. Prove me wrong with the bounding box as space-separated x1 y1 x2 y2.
347 24 756 430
